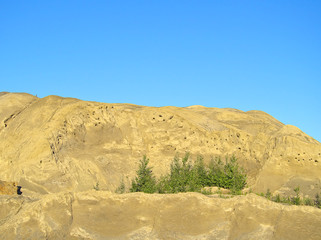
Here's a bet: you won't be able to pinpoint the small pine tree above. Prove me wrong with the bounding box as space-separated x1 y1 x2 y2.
93 182 99 191
207 157 225 187
168 153 189 192
156 175 170 193
116 178 126 194
222 156 247 193
273 194 281 203
130 156 156 193
194 156 208 187
291 186 301 205
265 189 272 200
315 193 321 208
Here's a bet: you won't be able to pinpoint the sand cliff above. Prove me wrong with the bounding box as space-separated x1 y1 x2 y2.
0 92 320 239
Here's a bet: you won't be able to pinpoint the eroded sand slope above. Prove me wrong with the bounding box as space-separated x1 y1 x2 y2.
0 92 320 196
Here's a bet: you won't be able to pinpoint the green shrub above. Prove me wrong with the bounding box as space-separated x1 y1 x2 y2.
93 182 99 191
116 178 126 194
207 157 225 187
194 156 208 187
315 193 321 208
224 156 247 193
207 156 246 193
291 186 301 205
265 189 272 200
304 197 313 206
130 156 157 193
164 153 203 193
167 153 192 192
273 194 281 203
156 175 171 194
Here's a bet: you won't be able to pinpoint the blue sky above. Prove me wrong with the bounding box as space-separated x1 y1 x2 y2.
1 1 320 142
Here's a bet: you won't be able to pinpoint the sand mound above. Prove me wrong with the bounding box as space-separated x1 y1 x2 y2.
0 93 320 196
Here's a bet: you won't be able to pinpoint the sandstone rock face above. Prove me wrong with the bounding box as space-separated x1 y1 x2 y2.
0 92 320 196
0 191 321 240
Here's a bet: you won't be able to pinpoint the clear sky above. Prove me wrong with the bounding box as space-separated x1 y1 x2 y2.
1 1 320 142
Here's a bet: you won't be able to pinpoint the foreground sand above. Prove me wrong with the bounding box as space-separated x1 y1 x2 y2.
1 191 321 240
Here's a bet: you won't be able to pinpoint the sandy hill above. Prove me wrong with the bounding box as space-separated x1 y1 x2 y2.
0 92 321 239
0 92 320 196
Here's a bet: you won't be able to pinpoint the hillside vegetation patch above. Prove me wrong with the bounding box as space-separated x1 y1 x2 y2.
122 154 321 208
129 154 247 194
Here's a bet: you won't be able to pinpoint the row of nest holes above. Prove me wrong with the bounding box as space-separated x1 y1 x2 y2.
295 157 318 163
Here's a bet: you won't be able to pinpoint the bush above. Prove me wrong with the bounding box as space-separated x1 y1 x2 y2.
207 157 225 187
116 178 126 194
93 182 99 191
315 193 321 208
291 186 301 205
265 189 272 200
156 175 171 194
304 197 313 206
161 153 203 193
273 194 281 203
207 156 246 194
167 153 193 192
193 156 208 187
130 156 157 193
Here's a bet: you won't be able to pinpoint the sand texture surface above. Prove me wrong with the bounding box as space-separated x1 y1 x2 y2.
1 191 321 240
